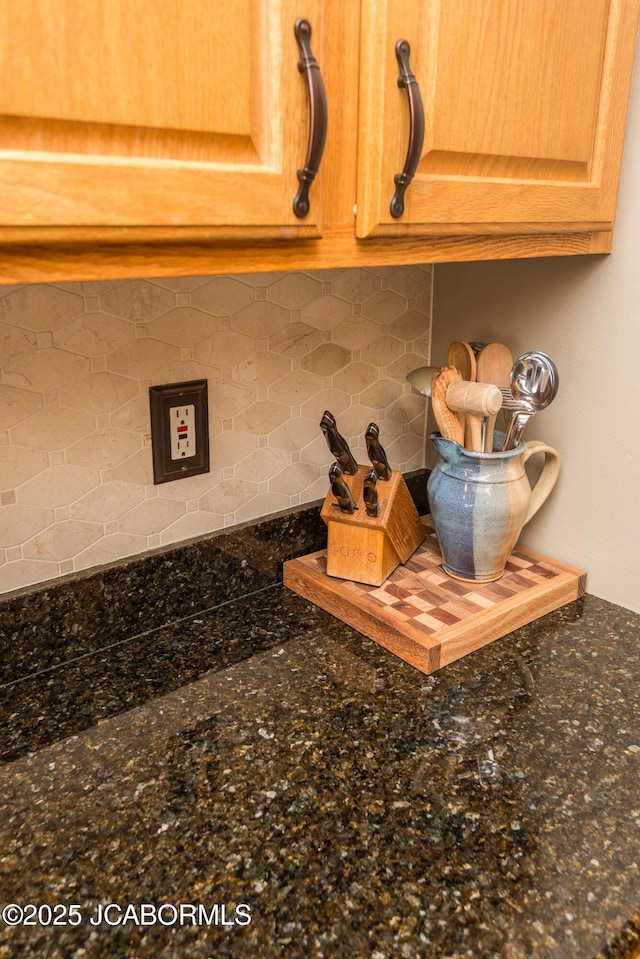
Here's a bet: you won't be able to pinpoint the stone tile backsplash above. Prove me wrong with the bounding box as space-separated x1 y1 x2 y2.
0 266 432 594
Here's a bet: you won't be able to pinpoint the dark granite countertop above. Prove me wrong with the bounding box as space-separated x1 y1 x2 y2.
1 484 639 959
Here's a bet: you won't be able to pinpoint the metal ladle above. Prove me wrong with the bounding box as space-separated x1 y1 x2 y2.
502 352 559 449
406 365 440 396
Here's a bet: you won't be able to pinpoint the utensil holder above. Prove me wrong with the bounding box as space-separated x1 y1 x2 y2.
320 465 425 586
427 432 560 582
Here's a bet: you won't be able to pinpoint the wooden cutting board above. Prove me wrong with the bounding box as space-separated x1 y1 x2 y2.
284 517 586 676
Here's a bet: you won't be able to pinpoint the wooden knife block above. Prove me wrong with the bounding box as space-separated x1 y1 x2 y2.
320 465 425 586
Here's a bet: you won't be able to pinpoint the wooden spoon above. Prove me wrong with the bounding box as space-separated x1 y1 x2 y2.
431 366 464 445
476 342 513 452
447 340 477 381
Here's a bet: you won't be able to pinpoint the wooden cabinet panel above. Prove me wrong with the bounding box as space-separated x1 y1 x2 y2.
0 0 637 282
0 0 323 234
356 0 640 238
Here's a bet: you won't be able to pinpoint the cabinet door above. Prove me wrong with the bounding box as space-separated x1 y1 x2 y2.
0 0 325 236
356 0 640 239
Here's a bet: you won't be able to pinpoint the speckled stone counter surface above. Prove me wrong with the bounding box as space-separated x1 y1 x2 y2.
1 485 639 959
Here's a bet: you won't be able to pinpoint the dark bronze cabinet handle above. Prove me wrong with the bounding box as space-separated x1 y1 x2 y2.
293 18 328 218
390 39 425 219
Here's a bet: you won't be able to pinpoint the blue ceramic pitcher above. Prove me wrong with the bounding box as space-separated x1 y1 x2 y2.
427 432 560 582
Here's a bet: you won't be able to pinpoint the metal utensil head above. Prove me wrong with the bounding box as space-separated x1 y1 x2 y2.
503 352 559 449
406 365 440 397
510 352 559 411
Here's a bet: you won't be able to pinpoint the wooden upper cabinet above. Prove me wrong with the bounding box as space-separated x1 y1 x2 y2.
0 0 324 236
356 0 640 239
0 0 638 281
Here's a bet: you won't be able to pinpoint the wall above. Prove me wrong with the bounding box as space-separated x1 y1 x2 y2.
0 266 432 595
431 48 640 613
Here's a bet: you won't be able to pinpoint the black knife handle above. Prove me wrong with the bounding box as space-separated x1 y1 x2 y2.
363 468 379 517
328 462 356 513
320 410 358 475
365 422 391 480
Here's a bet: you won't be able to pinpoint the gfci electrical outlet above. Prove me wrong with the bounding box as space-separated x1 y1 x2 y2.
171 404 196 460
149 380 209 484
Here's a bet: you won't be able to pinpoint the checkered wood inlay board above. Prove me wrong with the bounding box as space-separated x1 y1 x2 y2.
283 517 587 675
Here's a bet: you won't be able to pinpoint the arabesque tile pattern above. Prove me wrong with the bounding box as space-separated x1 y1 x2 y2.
0 266 432 594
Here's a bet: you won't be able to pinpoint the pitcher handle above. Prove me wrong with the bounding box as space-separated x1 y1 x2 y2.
522 440 560 525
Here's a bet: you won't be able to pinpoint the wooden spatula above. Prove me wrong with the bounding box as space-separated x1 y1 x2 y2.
476 342 513 452
447 341 478 447
431 366 464 445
